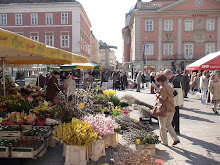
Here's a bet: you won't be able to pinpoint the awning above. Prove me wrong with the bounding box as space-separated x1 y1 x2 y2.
60 62 103 70
0 28 88 64
186 51 220 71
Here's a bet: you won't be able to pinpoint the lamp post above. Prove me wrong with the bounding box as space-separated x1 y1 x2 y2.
143 35 147 73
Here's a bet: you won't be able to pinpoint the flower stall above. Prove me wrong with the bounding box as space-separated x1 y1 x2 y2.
0 86 162 164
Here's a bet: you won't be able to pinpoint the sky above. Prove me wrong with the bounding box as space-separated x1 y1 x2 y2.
78 0 138 63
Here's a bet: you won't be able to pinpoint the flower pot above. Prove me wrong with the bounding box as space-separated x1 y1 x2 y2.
64 145 88 165
0 147 9 157
88 140 106 161
36 119 46 126
135 144 156 155
105 133 119 148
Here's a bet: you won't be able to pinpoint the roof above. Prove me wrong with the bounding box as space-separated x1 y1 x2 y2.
0 0 77 4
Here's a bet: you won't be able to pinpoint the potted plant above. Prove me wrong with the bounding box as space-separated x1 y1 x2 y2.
123 129 160 155
53 118 99 165
82 114 118 160
11 137 45 158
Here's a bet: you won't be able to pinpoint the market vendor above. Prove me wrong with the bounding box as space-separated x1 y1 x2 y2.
46 71 61 103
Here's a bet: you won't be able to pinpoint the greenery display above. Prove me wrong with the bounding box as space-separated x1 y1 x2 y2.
108 95 120 106
0 125 24 131
12 137 44 152
0 139 15 151
23 128 49 137
114 114 152 131
123 128 160 145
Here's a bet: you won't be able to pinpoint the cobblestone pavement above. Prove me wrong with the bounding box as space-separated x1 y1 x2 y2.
1 87 220 165
117 87 220 165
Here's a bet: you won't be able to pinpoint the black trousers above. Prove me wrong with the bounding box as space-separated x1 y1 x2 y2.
172 106 180 133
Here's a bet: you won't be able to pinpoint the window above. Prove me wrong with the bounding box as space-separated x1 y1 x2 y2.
205 43 215 55
206 19 215 31
31 13 38 25
30 33 39 41
46 13 53 25
185 20 193 31
144 43 154 56
164 43 173 56
61 13 68 24
15 14 22 25
0 14 7 25
184 44 193 58
61 34 69 48
45 34 54 46
145 20 153 31
164 20 173 31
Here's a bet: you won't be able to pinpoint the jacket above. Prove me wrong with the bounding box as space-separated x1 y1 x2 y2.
46 76 61 101
200 76 208 89
208 80 220 101
136 73 142 84
158 83 175 112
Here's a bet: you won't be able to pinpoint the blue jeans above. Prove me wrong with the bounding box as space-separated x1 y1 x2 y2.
201 88 207 104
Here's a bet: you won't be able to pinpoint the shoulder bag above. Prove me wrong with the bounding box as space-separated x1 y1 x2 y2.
152 86 168 117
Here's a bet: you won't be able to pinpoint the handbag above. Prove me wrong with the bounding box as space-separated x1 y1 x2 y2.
152 87 168 117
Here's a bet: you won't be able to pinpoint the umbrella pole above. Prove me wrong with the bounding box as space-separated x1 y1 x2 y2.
1 57 6 96
37 64 40 87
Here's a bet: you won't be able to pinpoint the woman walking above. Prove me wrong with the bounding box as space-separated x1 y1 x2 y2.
208 74 220 114
155 73 180 146
150 72 156 94
200 71 209 104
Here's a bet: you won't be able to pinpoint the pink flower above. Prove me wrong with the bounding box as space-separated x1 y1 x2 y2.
122 110 130 115
28 96 33 102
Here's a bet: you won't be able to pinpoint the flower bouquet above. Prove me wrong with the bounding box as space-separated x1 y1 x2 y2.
82 114 117 139
53 118 99 146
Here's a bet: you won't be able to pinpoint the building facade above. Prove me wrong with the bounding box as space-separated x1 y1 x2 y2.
122 0 220 73
0 1 92 59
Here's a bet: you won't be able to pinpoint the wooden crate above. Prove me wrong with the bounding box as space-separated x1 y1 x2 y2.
63 144 66 157
21 125 33 130
64 145 88 165
11 142 46 158
88 140 106 161
33 126 51 137
48 136 57 147
0 146 9 158
105 133 119 148
0 131 21 139
37 146 47 158
135 144 156 155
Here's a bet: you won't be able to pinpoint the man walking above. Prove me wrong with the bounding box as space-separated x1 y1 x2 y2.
136 71 142 92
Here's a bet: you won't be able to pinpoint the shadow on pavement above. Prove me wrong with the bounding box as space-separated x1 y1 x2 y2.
181 107 218 116
180 113 215 123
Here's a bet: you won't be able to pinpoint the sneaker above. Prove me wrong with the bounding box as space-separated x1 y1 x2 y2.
215 111 219 114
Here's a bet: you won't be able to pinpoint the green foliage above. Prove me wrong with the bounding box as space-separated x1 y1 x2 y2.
108 95 120 106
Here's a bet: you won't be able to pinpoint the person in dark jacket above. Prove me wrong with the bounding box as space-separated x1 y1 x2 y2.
46 71 61 103
182 70 190 98
121 72 128 90
36 72 46 89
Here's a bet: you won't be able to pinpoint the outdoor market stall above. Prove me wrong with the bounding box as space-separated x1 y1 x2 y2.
186 51 220 71
0 28 88 95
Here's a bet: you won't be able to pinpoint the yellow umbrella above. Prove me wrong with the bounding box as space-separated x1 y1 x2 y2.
0 28 88 95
